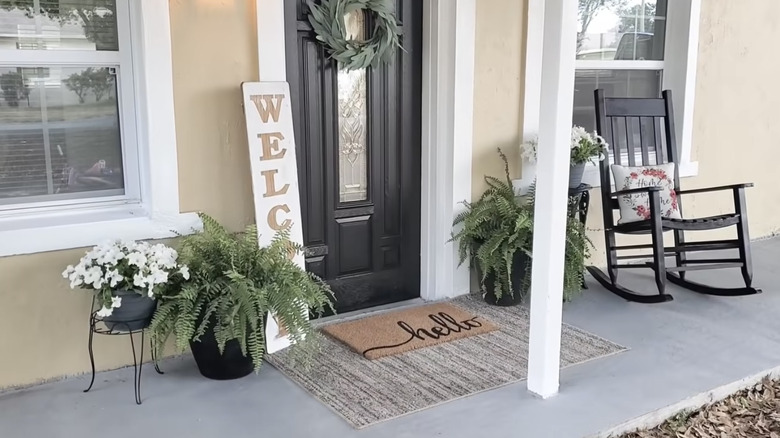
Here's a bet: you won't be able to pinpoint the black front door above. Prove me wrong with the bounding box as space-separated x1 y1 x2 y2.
284 1 422 314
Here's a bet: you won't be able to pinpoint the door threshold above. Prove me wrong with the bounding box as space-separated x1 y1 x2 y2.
314 298 426 327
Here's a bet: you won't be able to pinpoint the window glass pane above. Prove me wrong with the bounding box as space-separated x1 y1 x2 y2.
577 0 667 61
573 69 662 132
338 9 368 204
0 1 118 51
0 65 124 205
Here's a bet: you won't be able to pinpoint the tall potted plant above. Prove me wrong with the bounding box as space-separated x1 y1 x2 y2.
149 213 334 380
451 149 534 306
452 149 595 305
521 125 608 188
62 240 189 331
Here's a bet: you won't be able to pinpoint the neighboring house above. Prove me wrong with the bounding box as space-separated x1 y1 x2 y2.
1 0 778 392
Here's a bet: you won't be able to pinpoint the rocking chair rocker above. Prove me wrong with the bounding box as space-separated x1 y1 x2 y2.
586 89 761 303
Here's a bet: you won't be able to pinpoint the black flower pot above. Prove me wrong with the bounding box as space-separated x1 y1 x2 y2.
481 251 530 307
102 290 156 331
189 316 255 380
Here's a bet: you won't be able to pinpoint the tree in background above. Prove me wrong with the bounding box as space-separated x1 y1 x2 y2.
64 68 93 104
0 72 30 107
578 0 607 54
88 68 113 102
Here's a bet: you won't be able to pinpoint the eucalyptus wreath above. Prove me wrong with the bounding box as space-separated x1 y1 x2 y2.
307 0 402 71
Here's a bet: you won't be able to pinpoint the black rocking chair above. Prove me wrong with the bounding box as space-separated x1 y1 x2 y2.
586 89 761 303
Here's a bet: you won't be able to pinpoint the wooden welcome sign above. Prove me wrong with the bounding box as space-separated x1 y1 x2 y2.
241 82 305 354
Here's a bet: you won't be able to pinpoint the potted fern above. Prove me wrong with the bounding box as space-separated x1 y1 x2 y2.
452 149 534 306
149 213 334 380
452 149 594 305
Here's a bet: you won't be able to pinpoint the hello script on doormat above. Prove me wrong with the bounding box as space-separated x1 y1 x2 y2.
322 303 499 359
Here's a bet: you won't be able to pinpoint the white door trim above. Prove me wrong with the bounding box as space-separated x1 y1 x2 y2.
255 1 474 303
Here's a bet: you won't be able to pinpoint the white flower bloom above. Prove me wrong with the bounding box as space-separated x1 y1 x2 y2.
111 296 122 308
127 251 148 268
85 248 100 261
96 306 113 318
106 269 123 288
73 263 88 276
147 289 155 298
83 266 104 287
133 273 148 288
97 247 123 266
148 268 169 286
179 266 190 280
62 265 75 279
69 277 84 289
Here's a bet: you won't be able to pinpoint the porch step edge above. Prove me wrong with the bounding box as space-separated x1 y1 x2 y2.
589 364 780 438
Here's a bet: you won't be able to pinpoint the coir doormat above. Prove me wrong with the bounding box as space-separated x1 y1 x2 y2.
321 302 499 359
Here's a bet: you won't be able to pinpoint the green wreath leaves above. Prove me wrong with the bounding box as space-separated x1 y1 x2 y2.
307 0 402 71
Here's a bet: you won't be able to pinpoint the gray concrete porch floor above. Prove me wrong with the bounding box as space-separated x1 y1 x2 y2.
2 238 780 438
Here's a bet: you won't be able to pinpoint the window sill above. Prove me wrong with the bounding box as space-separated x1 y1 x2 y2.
512 161 699 195
0 207 202 258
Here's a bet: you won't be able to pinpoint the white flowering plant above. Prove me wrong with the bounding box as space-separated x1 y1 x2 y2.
520 125 608 166
62 240 190 318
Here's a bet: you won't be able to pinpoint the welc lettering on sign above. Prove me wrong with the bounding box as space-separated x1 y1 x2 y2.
241 82 305 353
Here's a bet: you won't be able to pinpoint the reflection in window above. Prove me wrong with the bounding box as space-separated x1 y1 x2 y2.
0 66 124 204
576 0 667 61
338 9 368 203
0 1 119 51
573 69 662 132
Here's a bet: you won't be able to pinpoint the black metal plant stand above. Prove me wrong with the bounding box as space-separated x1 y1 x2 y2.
568 183 593 289
83 297 163 405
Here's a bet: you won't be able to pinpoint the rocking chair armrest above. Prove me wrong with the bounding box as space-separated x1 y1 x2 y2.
612 186 663 197
676 183 754 196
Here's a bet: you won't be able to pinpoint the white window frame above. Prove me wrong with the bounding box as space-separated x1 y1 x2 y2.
517 0 700 192
0 0 199 257
0 0 140 211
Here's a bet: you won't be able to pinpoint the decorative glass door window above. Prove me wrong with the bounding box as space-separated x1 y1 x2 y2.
337 9 368 203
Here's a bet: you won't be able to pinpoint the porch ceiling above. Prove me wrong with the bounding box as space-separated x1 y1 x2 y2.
2 238 780 438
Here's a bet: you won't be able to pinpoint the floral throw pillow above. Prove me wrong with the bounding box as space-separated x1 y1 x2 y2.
611 163 682 224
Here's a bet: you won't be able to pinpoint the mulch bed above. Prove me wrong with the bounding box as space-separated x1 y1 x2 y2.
622 377 780 437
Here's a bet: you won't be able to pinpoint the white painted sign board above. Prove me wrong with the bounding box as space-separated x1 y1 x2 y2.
241 82 305 354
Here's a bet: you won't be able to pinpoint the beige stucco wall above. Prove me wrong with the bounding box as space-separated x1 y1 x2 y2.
173 0 258 230
0 1 258 390
584 0 780 266
471 0 526 200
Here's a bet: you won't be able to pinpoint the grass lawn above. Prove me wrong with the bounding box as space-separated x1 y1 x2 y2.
1 100 117 123
621 377 780 437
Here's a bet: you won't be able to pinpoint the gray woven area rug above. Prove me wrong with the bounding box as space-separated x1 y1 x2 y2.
267 293 627 429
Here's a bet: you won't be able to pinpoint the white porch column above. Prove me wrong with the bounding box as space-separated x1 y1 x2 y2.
256 0 286 81
419 0 475 301
526 0 578 399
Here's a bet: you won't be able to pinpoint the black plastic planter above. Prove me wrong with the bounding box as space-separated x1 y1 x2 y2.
189 318 255 380
102 290 156 331
481 251 530 307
